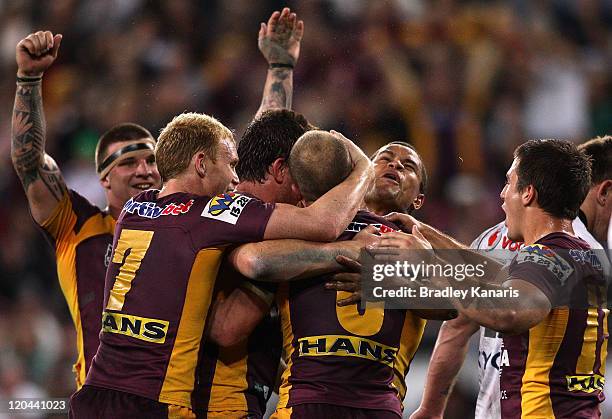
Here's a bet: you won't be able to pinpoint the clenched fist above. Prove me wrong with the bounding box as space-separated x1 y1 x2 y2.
16 30 62 78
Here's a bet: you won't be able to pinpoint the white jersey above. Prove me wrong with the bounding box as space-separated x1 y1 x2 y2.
471 218 603 419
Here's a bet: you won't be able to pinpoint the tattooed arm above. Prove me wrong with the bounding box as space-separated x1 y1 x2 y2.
255 7 304 117
11 31 66 225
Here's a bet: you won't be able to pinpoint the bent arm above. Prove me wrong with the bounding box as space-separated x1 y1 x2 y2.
206 284 271 347
264 156 373 241
228 239 361 281
415 314 479 417
431 275 551 335
12 80 67 224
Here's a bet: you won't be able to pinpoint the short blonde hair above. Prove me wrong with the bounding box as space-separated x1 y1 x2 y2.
156 112 233 181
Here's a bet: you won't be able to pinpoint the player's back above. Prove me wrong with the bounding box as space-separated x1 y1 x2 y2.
86 190 274 408
276 210 407 416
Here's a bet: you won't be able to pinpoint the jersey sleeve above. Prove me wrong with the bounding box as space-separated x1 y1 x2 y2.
38 189 102 247
508 244 574 306
197 192 276 246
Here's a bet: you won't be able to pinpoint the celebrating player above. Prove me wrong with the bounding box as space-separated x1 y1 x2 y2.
10 30 162 389
197 109 315 418
413 135 611 419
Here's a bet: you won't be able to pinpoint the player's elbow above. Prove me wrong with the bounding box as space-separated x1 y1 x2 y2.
308 220 342 242
491 310 532 335
233 250 269 281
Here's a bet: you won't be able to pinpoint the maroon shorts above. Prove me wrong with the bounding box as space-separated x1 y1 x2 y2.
69 385 198 419
272 403 401 419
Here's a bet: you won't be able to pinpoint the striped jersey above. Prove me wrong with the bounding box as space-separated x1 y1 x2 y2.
39 190 115 388
276 210 425 417
500 232 608 418
86 190 275 408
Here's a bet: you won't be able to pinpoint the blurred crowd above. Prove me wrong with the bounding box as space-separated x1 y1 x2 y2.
0 0 610 417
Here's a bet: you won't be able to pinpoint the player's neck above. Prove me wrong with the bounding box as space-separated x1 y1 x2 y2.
522 210 575 244
159 176 207 198
365 200 398 217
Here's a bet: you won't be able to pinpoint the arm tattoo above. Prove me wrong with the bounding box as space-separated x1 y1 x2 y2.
258 68 292 115
40 155 67 201
11 82 66 200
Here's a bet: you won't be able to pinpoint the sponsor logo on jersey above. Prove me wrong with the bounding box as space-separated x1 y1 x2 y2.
566 374 605 393
569 249 603 271
297 334 398 366
102 311 169 344
345 222 396 234
201 192 252 225
487 228 502 248
478 348 510 371
483 227 523 252
515 244 573 284
123 198 194 219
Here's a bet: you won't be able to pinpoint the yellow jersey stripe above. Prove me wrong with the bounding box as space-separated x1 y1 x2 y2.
520 308 569 418
159 248 224 407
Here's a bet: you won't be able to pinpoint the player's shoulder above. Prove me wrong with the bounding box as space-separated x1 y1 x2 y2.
200 191 272 225
67 188 106 217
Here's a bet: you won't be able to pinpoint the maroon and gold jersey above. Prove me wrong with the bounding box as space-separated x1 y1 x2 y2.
39 190 114 388
195 268 282 417
501 232 608 418
85 190 275 409
277 211 424 417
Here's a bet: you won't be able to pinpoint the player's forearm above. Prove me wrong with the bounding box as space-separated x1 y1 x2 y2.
11 79 67 223
231 240 357 282
418 222 468 250
11 80 46 192
307 158 374 241
256 67 293 117
418 317 476 415
427 275 547 335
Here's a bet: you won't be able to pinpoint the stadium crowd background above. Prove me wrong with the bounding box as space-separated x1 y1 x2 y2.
0 0 610 418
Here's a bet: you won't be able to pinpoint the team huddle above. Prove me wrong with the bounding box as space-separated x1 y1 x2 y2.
10 8 611 419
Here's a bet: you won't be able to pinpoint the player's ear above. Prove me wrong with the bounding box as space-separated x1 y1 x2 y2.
269 158 286 184
411 194 425 211
290 181 302 202
521 184 536 206
99 175 111 190
195 153 207 178
596 179 611 206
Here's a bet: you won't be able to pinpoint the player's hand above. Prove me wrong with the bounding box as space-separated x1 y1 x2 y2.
378 226 432 250
258 7 304 66
409 407 443 419
325 255 362 306
352 225 381 248
329 130 370 167
384 212 421 233
16 31 62 77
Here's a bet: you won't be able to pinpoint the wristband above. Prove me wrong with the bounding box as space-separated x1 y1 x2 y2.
269 63 294 70
16 74 43 83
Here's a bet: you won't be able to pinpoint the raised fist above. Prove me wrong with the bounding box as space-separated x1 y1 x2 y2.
258 8 304 66
16 31 62 77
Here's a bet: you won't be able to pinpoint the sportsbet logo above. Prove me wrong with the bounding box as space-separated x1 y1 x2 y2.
297 334 398 366
202 192 252 225
102 311 169 344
